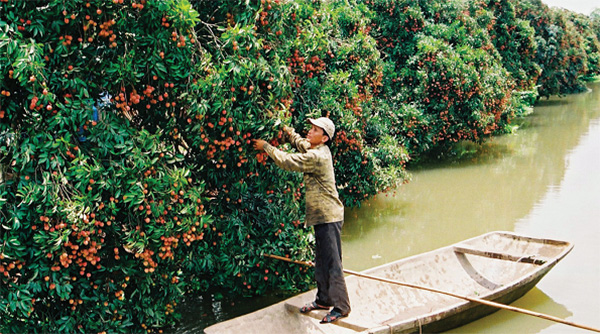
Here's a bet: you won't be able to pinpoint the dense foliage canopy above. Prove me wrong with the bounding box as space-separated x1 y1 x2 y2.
1 0 598 332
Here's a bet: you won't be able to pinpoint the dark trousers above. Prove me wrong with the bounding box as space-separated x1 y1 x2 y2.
314 221 351 315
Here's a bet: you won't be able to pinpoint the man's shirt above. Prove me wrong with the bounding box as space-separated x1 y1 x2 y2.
263 127 344 226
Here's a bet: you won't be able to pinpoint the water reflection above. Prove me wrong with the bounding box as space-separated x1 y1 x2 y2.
445 288 572 334
172 291 289 334
534 98 574 107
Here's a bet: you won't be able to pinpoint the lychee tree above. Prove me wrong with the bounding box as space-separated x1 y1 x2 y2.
1 0 599 332
1 0 213 332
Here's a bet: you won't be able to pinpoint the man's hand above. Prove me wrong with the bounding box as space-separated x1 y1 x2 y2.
252 139 268 151
282 125 293 139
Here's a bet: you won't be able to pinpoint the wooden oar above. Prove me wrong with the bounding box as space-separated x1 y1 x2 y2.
264 253 600 333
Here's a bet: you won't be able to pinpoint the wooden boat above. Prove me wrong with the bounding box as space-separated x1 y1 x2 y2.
204 231 573 334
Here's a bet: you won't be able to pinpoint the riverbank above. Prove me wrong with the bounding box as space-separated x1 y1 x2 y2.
344 83 600 334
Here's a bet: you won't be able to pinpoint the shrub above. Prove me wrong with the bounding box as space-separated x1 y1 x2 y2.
1 0 211 332
365 0 515 159
515 0 590 96
470 0 541 90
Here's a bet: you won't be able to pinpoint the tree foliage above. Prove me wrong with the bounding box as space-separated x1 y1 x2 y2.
514 0 599 96
1 0 598 332
1 0 211 332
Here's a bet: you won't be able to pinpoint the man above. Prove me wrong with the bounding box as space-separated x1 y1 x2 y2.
252 117 351 324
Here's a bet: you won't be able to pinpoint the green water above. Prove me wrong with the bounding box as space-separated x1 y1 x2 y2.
176 82 600 333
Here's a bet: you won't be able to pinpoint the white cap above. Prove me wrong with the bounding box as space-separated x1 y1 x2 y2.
308 117 335 139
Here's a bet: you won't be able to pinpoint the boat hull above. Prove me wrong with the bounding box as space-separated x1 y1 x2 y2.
403 269 550 334
204 231 573 334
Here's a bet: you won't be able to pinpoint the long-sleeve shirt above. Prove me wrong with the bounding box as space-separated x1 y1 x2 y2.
263 127 344 227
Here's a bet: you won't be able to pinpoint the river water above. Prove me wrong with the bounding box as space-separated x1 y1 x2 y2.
176 82 600 333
